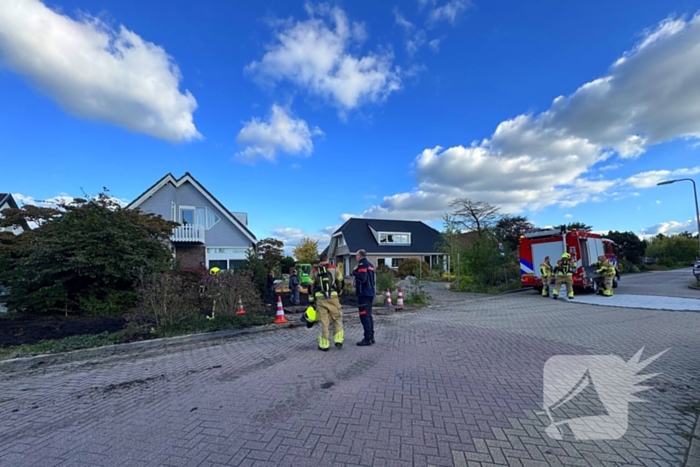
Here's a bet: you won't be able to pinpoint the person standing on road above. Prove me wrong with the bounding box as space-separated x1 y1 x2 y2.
540 256 552 297
552 252 575 300
594 255 616 297
289 268 300 305
352 249 376 346
308 253 344 351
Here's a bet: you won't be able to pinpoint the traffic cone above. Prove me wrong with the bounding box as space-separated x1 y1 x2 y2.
396 288 404 310
274 296 288 324
385 288 393 307
236 295 246 315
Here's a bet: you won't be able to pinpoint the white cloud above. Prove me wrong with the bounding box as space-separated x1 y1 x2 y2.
346 12 700 222
406 30 427 55
246 3 402 112
11 192 128 229
428 38 442 52
269 226 337 256
565 214 573 218
235 105 323 163
640 219 697 236
394 8 414 31
426 0 472 26
0 0 200 142
13 193 128 208
625 166 700 188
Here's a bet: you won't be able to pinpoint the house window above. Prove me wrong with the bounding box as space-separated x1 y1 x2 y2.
377 259 386 267
378 232 410 244
209 260 228 270
337 236 345 247
229 259 245 270
392 258 404 268
180 206 220 229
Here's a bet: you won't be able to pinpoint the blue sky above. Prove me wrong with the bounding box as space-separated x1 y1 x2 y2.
1 0 700 254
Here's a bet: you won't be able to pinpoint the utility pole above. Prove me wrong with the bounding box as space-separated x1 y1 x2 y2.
657 178 700 259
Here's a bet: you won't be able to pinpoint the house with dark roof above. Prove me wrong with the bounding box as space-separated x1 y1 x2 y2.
0 193 29 235
326 218 446 276
126 173 257 271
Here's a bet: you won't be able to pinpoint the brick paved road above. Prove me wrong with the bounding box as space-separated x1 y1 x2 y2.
1 287 698 467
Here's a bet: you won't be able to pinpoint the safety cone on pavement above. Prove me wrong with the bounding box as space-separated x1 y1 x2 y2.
274 296 288 324
385 288 393 307
236 295 246 315
396 288 404 310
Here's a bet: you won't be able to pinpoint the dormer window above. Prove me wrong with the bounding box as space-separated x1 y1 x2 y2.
378 232 410 245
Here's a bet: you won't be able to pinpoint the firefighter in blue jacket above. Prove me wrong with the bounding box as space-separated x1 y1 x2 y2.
352 249 376 346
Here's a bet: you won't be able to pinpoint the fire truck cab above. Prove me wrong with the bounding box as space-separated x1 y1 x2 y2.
519 228 620 293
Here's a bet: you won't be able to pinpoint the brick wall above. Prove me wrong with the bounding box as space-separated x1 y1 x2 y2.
175 244 205 269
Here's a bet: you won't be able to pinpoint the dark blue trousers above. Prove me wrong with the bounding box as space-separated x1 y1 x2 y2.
357 296 374 342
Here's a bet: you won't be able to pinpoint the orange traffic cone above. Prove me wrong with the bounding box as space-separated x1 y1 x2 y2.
236 295 246 315
396 288 404 310
385 288 393 307
274 296 288 324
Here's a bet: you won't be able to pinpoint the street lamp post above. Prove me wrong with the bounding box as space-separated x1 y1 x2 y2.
657 178 700 259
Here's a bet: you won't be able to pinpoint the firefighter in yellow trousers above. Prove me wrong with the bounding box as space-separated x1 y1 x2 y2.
552 252 575 300
594 255 616 297
540 256 552 297
308 253 344 351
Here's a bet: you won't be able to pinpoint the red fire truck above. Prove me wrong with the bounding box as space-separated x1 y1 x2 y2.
519 228 620 293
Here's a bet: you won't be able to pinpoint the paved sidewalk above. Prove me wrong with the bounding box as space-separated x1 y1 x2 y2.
572 294 700 312
0 289 698 467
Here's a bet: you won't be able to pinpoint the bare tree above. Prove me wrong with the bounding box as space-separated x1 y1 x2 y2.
448 198 501 235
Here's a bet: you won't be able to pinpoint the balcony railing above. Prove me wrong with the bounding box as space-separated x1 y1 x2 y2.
171 225 205 243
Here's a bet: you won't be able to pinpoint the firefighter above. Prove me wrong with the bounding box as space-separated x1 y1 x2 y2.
540 256 552 297
552 252 575 300
308 253 344 351
594 255 616 297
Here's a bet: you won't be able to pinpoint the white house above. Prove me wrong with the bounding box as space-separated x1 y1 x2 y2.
126 173 257 271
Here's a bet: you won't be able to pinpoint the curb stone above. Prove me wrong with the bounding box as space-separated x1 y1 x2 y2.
0 320 305 373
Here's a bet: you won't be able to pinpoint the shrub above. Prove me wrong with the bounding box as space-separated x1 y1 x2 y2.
205 269 266 316
376 270 396 294
398 259 430 278
0 190 177 316
131 271 201 329
376 263 392 274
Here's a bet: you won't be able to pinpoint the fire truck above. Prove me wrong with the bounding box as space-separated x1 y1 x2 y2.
519 227 620 293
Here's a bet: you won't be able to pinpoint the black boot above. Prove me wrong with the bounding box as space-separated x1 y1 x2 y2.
357 340 372 346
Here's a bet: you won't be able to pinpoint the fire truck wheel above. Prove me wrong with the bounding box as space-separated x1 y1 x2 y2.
534 286 542 294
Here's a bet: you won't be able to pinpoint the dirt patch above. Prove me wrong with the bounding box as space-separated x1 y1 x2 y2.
0 315 127 348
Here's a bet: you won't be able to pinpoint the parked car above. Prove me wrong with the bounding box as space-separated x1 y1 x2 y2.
693 259 700 279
